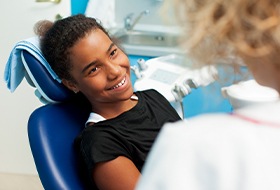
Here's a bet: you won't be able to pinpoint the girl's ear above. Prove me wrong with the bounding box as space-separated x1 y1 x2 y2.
62 79 79 93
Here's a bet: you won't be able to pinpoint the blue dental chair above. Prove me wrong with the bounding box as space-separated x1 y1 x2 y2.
22 50 91 190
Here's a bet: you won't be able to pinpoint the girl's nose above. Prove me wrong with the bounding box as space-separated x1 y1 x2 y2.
106 62 122 80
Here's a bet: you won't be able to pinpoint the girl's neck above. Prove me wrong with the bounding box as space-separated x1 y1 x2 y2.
91 94 138 119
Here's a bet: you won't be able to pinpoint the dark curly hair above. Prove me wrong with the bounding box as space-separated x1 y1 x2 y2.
34 14 110 82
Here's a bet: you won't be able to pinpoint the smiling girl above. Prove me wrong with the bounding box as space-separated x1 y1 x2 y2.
35 14 181 190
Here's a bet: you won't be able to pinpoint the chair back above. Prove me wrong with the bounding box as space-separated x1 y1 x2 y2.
22 50 91 189
28 102 89 190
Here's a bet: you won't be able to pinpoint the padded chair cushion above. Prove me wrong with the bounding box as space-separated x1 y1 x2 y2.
28 100 90 190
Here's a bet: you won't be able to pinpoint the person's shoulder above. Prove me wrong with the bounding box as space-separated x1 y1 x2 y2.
164 113 233 128
136 89 160 95
161 113 250 138
136 89 166 100
160 110 280 147
80 122 112 140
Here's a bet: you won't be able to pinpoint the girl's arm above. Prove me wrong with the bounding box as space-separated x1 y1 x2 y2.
92 156 140 190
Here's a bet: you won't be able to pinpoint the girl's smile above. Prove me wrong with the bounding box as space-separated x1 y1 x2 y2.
108 76 127 90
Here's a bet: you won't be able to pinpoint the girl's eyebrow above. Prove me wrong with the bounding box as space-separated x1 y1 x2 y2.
107 42 115 53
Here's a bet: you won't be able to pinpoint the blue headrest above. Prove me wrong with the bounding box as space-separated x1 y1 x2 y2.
22 50 74 103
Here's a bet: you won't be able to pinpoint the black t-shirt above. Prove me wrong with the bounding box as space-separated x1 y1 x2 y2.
76 89 181 182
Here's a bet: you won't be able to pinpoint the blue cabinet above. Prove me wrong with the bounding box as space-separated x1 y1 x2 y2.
71 0 88 15
182 81 232 118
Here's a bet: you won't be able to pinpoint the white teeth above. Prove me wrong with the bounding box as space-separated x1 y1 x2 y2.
111 78 126 89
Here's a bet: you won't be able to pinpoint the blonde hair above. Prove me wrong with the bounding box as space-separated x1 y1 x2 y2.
165 0 280 66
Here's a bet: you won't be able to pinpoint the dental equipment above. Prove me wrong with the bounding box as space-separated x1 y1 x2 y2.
133 54 218 118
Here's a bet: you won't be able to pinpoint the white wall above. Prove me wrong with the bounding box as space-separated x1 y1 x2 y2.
0 15 42 176
0 26 42 174
0 81 42 175
0 13 43 174
0 0 70 175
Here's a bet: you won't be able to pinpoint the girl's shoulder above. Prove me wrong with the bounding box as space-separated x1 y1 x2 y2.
136 89 168 102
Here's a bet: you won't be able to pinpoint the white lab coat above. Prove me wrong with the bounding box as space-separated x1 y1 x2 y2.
136 101 280 190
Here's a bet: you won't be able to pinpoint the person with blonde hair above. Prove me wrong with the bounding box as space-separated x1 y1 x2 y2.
136 0 280 189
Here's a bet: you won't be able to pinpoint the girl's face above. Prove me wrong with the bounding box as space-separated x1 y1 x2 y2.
65 29 133 108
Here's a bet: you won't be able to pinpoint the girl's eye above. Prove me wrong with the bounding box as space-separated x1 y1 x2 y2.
89 67 98 75
110 49 117 57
